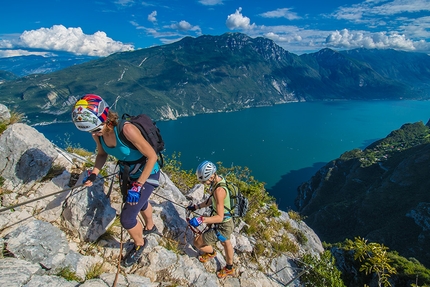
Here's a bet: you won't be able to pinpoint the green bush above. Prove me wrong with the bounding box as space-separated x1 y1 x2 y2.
162 152 198 191
299 250 346 287
389 252 430 286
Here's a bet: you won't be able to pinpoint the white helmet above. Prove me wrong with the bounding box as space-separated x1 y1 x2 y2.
72 94 109 132
196 160 217 182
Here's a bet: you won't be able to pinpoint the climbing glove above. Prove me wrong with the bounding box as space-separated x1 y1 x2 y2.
187 204 197 211
188 216 204 227
126 182 142 205
83 170 97 184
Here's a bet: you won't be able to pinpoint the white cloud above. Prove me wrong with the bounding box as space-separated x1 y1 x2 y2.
198 0 223 5
400 16 430 38
148 11 157 22
325 28 430 52
0 40 13 49
0 49 54 58
114 0 135 7
264 32 302 42
333 0 430 23
169 21 201 33
8 25 134 57
226 8 256 30
370 0 430 15
260 8 301 21
141 1 155 6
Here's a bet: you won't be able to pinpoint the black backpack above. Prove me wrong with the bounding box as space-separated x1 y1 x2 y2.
215 180 249 218
118 113 165 167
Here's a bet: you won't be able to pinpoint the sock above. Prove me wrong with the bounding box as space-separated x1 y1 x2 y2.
226 264 233 270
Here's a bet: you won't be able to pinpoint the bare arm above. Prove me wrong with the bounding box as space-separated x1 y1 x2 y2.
122 122 158 185
200 186 226 224
84 135 108 186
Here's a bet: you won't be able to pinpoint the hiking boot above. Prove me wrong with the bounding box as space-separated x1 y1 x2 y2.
217 266 235 278
198 251 217 263
121 240 147 267
143 225 158 236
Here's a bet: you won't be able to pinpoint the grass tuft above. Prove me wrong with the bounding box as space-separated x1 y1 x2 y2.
56 266 83 282
85 263 104 280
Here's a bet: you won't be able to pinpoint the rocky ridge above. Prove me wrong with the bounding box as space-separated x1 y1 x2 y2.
296 120 430 268
0 103 323 286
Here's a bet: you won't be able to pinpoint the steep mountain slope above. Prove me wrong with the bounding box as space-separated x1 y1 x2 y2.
0 33 430 125
296 121 430 267
341 48 430 90
299 48 409 98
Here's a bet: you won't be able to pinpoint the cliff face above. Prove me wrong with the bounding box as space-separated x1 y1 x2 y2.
296 121 430 267
0 104 323 286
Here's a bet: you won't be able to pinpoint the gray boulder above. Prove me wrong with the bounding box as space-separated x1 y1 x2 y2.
0 123 58 190
4 220 69 270
0 258 42 287
23 275 79 287
61 172 116 242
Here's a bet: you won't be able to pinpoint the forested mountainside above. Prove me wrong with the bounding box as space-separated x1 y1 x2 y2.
0 32 429 125
296 120 430 268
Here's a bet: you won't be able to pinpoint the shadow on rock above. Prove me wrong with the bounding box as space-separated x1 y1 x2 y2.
15 148 54 184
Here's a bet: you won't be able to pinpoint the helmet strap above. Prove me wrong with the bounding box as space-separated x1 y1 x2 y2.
209 173 217 187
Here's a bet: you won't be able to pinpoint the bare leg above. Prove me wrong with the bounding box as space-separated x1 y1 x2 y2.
127 221 144 246
221 240 234 265
140 202 154 231
194 235 214 254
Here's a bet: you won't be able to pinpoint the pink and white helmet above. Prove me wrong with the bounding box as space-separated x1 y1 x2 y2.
72 94 109 132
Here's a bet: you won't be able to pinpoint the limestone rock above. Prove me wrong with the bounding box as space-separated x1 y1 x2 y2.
0 123 58 190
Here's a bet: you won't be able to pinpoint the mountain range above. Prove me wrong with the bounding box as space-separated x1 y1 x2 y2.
0 32 430 125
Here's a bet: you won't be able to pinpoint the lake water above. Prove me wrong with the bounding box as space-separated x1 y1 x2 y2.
35 100 430 210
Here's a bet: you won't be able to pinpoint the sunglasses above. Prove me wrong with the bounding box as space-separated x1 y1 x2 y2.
89 126 103 133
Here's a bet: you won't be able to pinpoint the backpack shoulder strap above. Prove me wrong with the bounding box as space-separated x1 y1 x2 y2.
117 119 138 150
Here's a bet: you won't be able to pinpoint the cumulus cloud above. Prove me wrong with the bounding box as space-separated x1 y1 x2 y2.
148 11 157 22
6 25 134 57
325 28 430 52
260 8 301 21
199 0 224 5
226 8 256 30
169 20 202 33
265 32 302 42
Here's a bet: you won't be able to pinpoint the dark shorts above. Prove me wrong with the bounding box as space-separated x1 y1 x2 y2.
202 219 234 246
120 171 160 229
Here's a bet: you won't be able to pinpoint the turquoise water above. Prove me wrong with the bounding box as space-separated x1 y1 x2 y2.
35 100 430 210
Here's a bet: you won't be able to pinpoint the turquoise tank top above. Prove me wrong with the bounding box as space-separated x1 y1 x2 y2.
100 126 159 175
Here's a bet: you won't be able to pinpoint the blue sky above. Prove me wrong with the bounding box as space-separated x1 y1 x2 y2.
0 0 429 58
